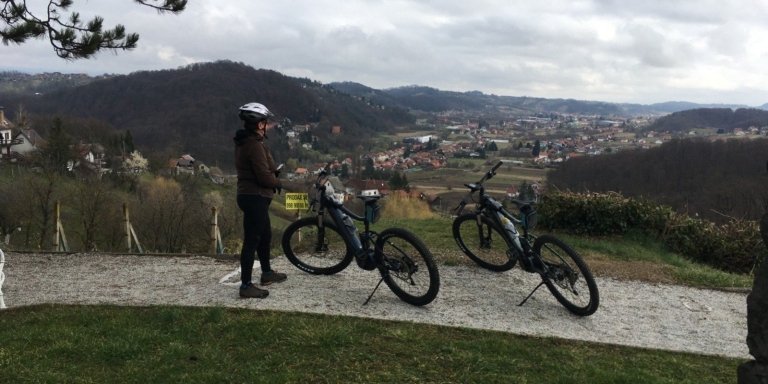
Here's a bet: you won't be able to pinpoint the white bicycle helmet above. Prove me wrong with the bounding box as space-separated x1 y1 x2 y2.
238 102 274 123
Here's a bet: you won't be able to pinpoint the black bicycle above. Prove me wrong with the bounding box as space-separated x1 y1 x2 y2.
452 161 599 316
282 164 440 306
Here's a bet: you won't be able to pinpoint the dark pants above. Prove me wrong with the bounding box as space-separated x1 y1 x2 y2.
237 194 273 285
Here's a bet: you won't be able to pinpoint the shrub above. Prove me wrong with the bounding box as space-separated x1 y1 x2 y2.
538 191 765 274
380 194 436 220
538 191 672 236
663 215 762 274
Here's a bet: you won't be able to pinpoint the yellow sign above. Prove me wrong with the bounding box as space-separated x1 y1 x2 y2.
284 193 310 210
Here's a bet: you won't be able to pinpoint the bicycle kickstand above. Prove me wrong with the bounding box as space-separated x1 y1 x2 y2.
518 281 546 307
363 277 386 305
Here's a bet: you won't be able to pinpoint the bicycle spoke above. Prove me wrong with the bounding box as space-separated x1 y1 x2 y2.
282 218 352 275
533 234 599 316
376 228 440 306
453 213 515 271
384 239 418 280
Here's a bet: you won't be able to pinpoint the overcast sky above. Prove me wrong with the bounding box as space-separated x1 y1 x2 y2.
3 0 768 106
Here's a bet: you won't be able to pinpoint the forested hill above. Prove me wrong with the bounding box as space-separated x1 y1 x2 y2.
647 108 768 133
0 61 413 169
328 82 756 116
547 138 768 223
330 82 630 115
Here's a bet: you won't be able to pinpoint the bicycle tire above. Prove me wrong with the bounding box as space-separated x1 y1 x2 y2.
376 228 440 306
281 217 353 275
533 234 599 316
452 213 516 271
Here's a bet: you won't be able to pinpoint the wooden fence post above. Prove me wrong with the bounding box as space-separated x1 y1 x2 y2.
210 207 224 255
123 203 144 254
53 200 69 252
123 203 131 251
210 207 217 254
0 247 6 309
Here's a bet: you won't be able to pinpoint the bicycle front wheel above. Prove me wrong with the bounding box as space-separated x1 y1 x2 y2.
281 217 353 275
376 228 440 306
452 213 516 271
533 234 599 316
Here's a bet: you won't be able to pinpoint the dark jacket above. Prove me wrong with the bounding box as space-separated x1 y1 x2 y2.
234 129 279 197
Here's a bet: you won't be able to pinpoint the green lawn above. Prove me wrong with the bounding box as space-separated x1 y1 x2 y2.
0 305 743 383
372 217 754 290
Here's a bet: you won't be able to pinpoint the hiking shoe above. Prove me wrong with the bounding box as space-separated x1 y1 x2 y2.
260 270 287 286
239 284 269 299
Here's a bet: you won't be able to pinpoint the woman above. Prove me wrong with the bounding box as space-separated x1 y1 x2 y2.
233 102 286 298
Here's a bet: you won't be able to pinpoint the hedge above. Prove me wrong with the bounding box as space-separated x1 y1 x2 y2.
537 191 765 274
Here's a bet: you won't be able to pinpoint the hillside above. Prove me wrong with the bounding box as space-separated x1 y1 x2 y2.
328 82 756 117
647 107 768 133
331 82 630 115
546 137 768 222
4 63 768 171
0 61 414 169
0 71 108 95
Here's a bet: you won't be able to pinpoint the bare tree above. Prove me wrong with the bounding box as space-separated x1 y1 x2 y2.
68 177 115 251
134 176 209 253
0 179 24 245
1 0 186 59
20 171 59 249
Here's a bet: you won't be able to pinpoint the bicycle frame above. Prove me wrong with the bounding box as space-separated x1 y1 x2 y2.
453 162 600 316
288 164 440 306
476 190 529 255
311 166 379 264
456 163 538 270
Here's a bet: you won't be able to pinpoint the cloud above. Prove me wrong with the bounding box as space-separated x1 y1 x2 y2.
2 0 768 105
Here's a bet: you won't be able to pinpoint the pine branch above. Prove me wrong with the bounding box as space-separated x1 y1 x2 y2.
0 0 186 59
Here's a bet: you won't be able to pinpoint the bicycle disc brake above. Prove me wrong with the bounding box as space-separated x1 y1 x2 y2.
549 263 580 293
385 254 418 284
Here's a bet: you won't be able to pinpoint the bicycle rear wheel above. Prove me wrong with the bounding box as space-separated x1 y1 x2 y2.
452 213 516 271
533 234 599 316
281 217 353 275
376 228 440 306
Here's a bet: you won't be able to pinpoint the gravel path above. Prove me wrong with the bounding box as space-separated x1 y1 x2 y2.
0 252 749 359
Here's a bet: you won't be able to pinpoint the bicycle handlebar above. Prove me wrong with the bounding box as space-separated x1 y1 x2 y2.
312 161 375 221
318 161 334 178
477 161 503 185
455 161 503 213
314 161 334 189
454 161 538 216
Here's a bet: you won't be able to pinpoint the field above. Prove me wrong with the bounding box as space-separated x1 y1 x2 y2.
405 163 547 207
1 160 753 382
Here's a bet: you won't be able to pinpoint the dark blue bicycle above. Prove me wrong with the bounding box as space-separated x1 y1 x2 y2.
453 161 599 316
281 163 440 306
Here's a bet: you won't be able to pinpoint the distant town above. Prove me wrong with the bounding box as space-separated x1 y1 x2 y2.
2 100 767 184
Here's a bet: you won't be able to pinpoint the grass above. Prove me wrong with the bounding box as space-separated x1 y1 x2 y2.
0 305 743 383
371 216 754 290
1 193 751 383
559 232 754 289
266 190 754 289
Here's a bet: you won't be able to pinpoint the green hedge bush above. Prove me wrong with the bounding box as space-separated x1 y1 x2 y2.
537 191 765 274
